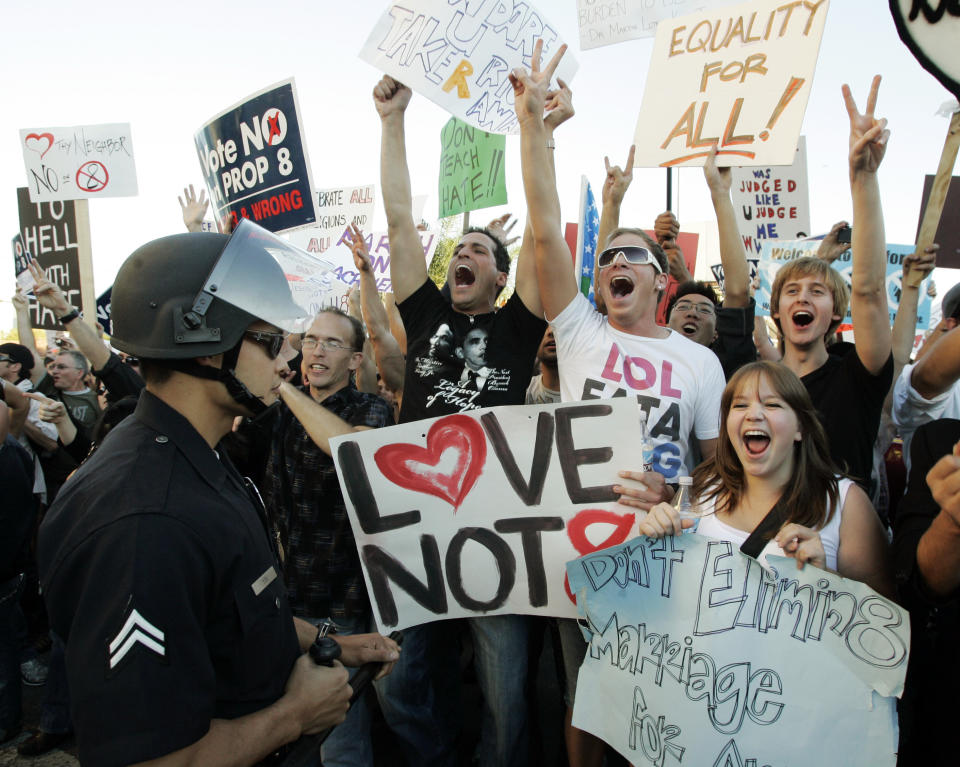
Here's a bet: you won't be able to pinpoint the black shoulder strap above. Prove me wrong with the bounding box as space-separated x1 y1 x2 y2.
740 495 790 559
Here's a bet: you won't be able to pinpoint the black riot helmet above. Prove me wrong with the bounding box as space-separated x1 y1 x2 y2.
111 220 315 414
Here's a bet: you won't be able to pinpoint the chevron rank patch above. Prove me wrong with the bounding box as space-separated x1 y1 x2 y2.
107 607 166 673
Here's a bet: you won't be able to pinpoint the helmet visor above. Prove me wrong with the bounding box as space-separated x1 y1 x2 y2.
201 218 337 334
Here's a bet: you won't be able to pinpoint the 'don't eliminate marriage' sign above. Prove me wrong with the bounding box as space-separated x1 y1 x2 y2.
633 0 829 167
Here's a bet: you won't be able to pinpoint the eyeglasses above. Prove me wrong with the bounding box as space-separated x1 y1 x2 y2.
597 245 662 273
301 337 355 353
50 364 81 371
673 300 715 316
244 330 287 359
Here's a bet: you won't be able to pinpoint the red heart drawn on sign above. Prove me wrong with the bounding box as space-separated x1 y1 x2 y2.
24 133 54 158
374 414 486 510
564 508 636 603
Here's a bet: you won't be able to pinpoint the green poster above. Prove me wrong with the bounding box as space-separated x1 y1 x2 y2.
438 117 507 218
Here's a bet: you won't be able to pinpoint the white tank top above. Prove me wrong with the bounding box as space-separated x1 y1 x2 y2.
694 477 853 571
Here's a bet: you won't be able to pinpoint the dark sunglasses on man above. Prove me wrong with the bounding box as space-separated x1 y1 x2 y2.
244 330 286 359
596 245 662 272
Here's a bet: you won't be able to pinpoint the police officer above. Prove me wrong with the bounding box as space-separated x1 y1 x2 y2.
37 224 399 767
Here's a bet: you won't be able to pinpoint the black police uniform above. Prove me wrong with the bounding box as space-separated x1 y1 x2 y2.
38 391 301 766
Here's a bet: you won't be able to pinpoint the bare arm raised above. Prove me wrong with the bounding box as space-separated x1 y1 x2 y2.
704 145 749 308
511 40 574 322
844 75 892 375
374 77 426 304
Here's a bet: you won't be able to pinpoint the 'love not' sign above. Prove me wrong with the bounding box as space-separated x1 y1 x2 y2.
331 397 646 632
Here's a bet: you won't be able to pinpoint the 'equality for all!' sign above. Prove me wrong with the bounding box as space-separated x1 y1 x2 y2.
577 0 729 50
633 0 829 167
360 0 579 135
730 135 810 257
20 123 137 202
755 238 934 328
195 79 316 233
16 188 94 330
438 117 506 218
331 397 648 632
567 535 906 765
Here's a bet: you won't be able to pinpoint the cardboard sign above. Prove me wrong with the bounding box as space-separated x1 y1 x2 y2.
655 231 700 326
890 0 960 98
331 397 645 632
633 0 829 167
916 174 960 268
313 184 376 234
286 225 440 310
12 234 34 293
567 534 906 765
756 238 934 328
96 287 112 336
360 0 579 135
20 123 137 202
438 118 507 218
195 79 316 233
731 136 811 257
577 0 728 50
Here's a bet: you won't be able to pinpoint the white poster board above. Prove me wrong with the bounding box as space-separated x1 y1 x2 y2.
360 0 578 135
313 184 376 233
331 398 645 632
567 534 906 766
731 136 810 257
577 0 728 50
633 0 829 167
20 123 137 202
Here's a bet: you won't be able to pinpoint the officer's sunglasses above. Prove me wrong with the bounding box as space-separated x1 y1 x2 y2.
596 245 662 273
244 330 286 359
0 355 14 364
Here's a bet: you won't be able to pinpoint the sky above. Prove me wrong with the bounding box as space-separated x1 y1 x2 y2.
1 0 957 331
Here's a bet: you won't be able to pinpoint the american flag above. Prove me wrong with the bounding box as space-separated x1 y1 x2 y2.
574 176 599 306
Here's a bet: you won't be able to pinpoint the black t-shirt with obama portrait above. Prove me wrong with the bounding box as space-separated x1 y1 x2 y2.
397 279 546 423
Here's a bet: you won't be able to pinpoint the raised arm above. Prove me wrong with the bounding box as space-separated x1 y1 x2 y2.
592 146 637 311
0 379 30 438
347 224 405 394
374 76 426 303
13 289 44 384
844 75 892 374
511 41 574 322
27 260 110 370
817 221 850 264
513 78 575 320
179 184 209 233
909 321 960 401
704 145 749 308
891 246 937 382
346 287 379 395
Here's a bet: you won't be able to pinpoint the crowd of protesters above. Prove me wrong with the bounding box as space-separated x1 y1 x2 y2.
0 47 958 767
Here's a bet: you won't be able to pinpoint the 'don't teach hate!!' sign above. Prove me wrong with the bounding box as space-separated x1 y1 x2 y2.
195 79 316 233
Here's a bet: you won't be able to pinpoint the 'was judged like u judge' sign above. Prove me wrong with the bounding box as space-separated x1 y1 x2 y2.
566 535 907 765
359 0 578 135
331 397 649 632
633 0 829 167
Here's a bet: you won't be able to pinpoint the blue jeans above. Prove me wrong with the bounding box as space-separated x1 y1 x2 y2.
0 576 25 734
468 615 530 767
374 623 460 767
40 633 70 735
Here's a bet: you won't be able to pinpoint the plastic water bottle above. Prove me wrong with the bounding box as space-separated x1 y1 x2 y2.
638 410 655 473
673 476 699 534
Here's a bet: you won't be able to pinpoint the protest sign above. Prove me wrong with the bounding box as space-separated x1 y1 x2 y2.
16 187 94 330
917 174 960 269
566 534 906 765
313 184 376 234
438 118 506 218
633 0 829 168
332 397 652 632
96 287 112 336
577 0 728 49
755 238 934 328
195 79 316 233
286 225 440 310
890 0 960 99
731 136 810 257
20 123 137 203
360 0 578 135
655 231 700 326
710 259 759 293
12 234 34 293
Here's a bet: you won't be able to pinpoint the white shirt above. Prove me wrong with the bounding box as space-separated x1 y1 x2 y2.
891 362 960 475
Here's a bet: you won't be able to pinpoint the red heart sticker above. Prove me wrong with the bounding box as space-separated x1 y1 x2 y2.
24 132 54 158
374 414 486 510
564 508 636 603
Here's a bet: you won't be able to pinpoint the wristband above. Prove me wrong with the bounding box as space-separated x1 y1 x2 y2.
57 308 81 324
